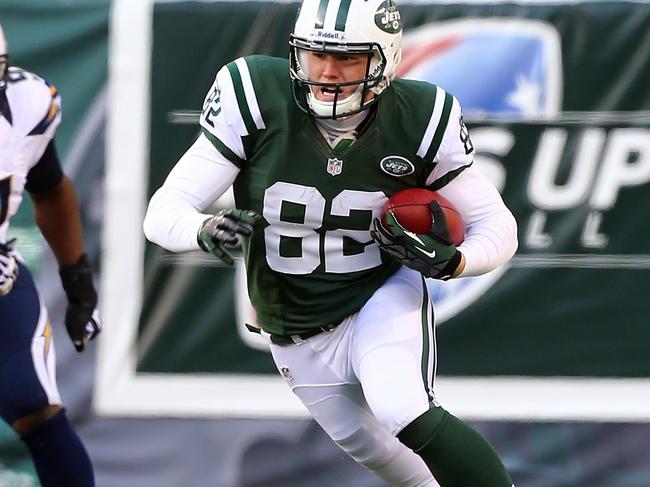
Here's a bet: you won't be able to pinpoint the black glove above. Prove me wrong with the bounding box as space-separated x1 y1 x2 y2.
371 201 462 280
197 209 260 265
59 254 102 352
0 239 19 296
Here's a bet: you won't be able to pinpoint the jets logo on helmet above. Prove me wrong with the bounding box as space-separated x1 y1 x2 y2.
0 24 8 91
289 0 403 119
375 2 402 34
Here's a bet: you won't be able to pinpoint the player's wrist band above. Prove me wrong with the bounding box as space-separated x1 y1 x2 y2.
432 250 462 281
59 253 95 303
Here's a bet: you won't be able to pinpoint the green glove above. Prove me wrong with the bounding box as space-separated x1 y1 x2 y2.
197 209 260 265
371 201 462 280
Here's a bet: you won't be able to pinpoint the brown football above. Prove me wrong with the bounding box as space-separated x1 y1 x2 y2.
382 188 464 245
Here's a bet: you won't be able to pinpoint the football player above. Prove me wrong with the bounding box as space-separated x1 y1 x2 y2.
0 24 100 487
144 0 518 485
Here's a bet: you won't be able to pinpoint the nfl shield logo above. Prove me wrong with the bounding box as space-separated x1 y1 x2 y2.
327 158 343 176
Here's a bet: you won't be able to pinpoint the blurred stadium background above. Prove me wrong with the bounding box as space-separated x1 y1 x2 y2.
1 0 650 485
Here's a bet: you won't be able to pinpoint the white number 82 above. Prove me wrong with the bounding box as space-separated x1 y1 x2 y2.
263 181 387 275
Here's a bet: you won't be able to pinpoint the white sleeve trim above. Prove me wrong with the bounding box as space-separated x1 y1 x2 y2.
436 165 518 277
143 133 240 252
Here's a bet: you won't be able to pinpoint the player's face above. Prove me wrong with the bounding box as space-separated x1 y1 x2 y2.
304 51 370 102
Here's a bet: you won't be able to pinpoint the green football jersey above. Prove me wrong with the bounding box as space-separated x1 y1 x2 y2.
199 55 472 336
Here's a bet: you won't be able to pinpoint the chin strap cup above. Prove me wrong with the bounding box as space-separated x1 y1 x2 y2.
307 85 364 118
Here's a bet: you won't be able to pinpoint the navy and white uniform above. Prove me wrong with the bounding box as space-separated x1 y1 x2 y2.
0 66 64 424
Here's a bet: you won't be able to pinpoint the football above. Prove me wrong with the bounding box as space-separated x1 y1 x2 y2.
382 188 465 245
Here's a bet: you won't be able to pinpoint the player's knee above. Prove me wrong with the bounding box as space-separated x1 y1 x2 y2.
335 424 396 468
397 406 448 451
371 401 431 438
0 363 57 430
11 404 62 436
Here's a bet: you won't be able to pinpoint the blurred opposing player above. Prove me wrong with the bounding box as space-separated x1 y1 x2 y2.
144 0 517 485
0 24 100 487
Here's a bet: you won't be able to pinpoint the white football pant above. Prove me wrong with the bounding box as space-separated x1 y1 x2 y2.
268 266 440 487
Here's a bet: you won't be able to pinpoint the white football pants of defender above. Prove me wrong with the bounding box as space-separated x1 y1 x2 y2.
267 266 440 487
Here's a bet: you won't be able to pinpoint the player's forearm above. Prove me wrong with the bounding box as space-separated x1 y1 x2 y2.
143 188 212 252
143 135 240 252
456 210 518 276
31 176 85 267
437 165 518 277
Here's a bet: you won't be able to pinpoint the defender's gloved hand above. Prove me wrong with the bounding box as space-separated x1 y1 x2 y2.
0 239 19 296
59 254 102 352
197 209 260 265
371 201 462 280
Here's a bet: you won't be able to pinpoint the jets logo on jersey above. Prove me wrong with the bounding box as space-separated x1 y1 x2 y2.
327 157 343 176
380 156 415 177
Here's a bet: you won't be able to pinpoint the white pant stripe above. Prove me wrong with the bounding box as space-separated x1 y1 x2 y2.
30 294 62 406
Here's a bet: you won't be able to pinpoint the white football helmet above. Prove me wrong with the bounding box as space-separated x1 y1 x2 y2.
0 24 8 90
289 0 403 119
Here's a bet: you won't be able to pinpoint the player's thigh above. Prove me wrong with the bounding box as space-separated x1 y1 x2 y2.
268 332 370 442
0 261 61 426
267 316 356 391
352 266 437 435
292 380 412 473
270 338 439 487
296 385 439 487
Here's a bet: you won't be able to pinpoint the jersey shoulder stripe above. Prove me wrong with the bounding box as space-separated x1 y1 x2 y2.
5 67 62 136
424 94 474 190
213 55 293 164
200 56 269 165
226 62 256 137
377 78 439 164
242 55 292 116
28 84 61 136
200 62 246 163
423 91 453 162
416 86 453 162
234 58 265 131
